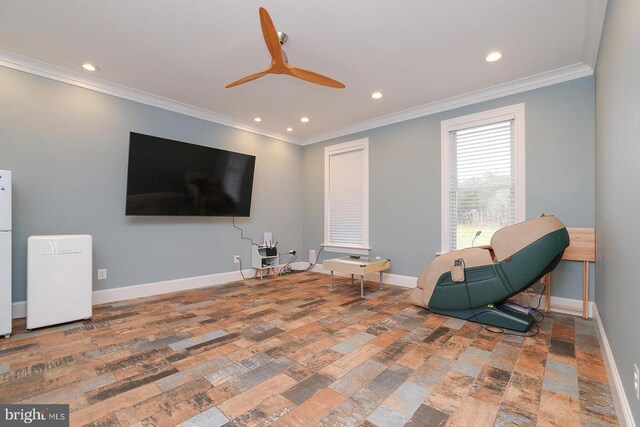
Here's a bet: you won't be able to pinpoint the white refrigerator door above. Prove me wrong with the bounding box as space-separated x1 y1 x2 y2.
0 231 11 337
0 170 11 231
27 235 92 330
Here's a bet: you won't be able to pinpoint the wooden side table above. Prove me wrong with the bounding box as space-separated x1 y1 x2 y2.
323 257 391 297
544 228 595 319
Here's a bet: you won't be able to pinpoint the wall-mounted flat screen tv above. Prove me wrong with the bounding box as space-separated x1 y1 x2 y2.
125 132 256 216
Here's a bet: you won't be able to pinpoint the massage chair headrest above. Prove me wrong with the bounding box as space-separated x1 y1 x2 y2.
490 215 567 262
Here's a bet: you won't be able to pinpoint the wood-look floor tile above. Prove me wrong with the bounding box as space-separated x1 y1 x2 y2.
276 388 347 426
537 388 581 426
404 403 449 426
445 396 500 427
22 373 116 404
500 371 543 421
426 371 475 415
71 382 162 426
217 372 296 419
2 272 617 426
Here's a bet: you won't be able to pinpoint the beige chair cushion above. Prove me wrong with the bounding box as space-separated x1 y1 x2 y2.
413 247 494 308
490 215 565 262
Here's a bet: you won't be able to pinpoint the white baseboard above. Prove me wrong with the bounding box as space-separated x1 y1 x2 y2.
11 263 295 319
593 305 637 427
91 269 254 305
536 295 594 318
11 301 26 319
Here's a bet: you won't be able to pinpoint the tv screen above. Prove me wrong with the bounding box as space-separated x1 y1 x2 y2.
125 132 256 216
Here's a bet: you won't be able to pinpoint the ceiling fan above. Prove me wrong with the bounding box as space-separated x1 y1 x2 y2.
225 7 345 89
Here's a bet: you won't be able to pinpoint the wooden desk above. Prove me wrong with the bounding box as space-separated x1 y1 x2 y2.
544 228 595 319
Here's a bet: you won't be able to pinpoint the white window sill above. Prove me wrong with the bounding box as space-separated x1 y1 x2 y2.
322 244 371 256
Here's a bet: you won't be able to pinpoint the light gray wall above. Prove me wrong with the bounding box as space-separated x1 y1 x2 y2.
0 64 598 306
0 66 303 302
595 0 640 421
303 77 595 301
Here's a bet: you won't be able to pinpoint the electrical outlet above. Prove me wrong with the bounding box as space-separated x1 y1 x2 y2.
97 269 107 280
233 255 240 264
309 250 317 264
634 363 639 400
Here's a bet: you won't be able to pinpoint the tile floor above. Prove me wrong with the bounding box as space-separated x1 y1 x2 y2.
0 272 618 426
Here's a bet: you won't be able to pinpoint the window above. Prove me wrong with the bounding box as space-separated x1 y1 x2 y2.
441 104 525 251
324 138 370 255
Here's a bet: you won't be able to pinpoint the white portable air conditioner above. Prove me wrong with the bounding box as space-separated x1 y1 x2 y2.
27 234 92 330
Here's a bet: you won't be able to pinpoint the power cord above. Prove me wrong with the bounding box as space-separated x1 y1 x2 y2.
234 235 325 278
305 246 324 271
237 257 247 280
281 246 325 275
278 252 298 275
533 283 546 323
232 216 255 280
232 217 258 246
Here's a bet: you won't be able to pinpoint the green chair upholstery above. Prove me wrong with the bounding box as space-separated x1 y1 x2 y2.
409 215 570 331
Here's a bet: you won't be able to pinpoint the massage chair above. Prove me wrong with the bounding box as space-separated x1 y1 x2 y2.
410 215 569 332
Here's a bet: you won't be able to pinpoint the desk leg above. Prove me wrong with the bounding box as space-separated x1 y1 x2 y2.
360 275 364 297
379 272 383 291
330 271 334 291
351 274 354 285
544 273 551 313
583 261 589 319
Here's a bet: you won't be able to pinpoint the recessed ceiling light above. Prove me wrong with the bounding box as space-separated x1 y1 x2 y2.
82 63 98 71
254 117 262 122
371 91 383 99
300 117 310 123
485 52 502 62
286 127 293 132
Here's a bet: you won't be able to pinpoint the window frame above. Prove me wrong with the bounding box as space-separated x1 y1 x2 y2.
323 138 370 255
440 103 526 253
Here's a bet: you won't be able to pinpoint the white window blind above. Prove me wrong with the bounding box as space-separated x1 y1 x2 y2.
324 139 369 254
441 104 525 252
448 120 515 250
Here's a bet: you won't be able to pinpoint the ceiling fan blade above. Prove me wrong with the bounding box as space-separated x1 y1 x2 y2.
259 7 284 64
288 66 345 89
225 69 271 88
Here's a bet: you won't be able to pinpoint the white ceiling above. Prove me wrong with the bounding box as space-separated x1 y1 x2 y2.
0 0 607 145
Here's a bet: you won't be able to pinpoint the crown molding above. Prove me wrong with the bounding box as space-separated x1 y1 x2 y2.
1 49 592 148
0 50 302 145
301 62 593 145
